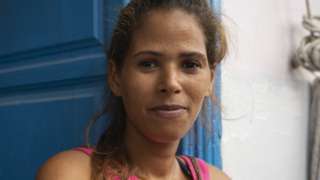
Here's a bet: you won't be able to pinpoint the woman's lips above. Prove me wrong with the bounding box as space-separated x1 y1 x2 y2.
149 105 187 119
151 109 186 119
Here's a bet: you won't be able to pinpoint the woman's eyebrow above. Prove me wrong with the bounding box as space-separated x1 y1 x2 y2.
179 52 206 62
132 51 163 58
132 51 206 62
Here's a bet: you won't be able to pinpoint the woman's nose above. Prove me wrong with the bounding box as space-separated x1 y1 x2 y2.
158 68 182 94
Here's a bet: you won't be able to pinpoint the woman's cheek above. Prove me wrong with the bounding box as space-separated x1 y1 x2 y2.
189 79 209 98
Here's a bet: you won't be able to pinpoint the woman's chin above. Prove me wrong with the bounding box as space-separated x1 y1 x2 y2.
145 130 186 144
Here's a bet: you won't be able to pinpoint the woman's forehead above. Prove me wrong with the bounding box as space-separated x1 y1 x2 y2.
128 9 206 57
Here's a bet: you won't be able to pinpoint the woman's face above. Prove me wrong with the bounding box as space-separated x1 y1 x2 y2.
109 9 213 143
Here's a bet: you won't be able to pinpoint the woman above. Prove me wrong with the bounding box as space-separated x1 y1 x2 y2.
37 0 230 179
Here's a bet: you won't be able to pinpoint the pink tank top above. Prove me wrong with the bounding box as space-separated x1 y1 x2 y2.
74 147 210 180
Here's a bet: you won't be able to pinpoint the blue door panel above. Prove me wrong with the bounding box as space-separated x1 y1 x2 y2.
1 94 98 179
0 49 106 89
0 78 106 179
0 0 103 57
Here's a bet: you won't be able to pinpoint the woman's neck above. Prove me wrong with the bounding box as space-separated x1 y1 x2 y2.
124 123 182 179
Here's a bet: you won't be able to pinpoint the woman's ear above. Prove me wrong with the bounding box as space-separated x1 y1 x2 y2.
108 61 122 96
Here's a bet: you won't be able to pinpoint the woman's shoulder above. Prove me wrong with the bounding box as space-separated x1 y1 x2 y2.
206 163 231 180
36 150 91 180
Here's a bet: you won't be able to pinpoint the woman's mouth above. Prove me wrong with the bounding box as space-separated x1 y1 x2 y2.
149 105 187 119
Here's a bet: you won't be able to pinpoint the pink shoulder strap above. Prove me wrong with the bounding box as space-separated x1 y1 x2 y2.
196 158 211 180
73 147 94 156
179 155 210 180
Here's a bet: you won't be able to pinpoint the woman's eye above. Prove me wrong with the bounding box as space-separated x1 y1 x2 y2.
182 60 201 69
138 60 158 69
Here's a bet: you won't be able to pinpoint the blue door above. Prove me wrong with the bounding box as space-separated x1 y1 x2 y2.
0 0 125 179
0 0 222 179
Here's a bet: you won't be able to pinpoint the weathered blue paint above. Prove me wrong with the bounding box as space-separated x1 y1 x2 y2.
0 0 108 179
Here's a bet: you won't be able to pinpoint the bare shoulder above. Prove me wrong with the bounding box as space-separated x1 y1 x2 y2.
36 150 91 180
207 164 231 180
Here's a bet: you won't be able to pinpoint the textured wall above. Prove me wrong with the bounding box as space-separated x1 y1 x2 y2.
221 0 320 179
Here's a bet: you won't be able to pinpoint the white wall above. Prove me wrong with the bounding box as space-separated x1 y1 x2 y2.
221 0 320 179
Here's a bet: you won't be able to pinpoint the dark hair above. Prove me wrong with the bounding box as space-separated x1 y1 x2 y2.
87 0 227 179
